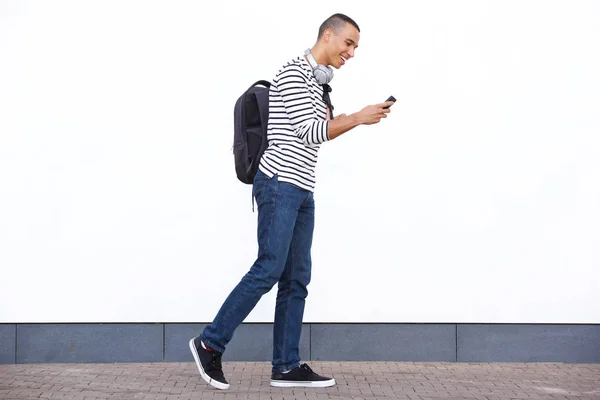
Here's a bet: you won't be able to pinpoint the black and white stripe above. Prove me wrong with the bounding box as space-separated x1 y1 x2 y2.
258 54 330 192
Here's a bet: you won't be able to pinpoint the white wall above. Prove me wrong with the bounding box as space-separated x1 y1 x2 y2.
1 0 599 324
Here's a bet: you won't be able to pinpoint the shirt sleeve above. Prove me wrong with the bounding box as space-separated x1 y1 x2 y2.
274 64 330 145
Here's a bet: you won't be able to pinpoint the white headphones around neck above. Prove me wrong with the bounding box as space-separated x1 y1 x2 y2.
304 48 334 85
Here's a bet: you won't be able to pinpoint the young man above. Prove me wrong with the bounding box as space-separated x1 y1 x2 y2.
189 13 393 390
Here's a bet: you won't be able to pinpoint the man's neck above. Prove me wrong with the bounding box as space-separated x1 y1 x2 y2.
308 46 328 66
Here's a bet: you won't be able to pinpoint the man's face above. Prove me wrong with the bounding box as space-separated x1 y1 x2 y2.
325 23 360 69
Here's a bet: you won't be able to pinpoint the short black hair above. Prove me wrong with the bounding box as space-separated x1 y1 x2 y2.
318 13 360 39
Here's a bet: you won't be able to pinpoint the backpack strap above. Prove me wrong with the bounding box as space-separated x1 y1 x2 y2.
249 80 271 90
255 89 270 141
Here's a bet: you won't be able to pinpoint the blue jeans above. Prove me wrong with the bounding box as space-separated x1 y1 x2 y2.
201 168 314 373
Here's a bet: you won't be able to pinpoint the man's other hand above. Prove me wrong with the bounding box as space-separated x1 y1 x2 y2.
357 101 393 125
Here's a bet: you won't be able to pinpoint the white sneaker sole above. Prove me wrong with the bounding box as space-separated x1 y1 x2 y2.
189 338 230 390
270 378 336 388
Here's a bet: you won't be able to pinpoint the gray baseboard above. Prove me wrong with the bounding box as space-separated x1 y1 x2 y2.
310 324 456 362
15 324 163 363
0 324 16 364
1 323 599 364
457 324 600 363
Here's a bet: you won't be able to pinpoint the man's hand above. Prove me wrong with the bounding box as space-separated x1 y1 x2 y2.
357 101 394 125
327 100 395 140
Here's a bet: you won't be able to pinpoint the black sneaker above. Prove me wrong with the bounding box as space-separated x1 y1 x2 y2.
188 336 229 390
270 363 336 388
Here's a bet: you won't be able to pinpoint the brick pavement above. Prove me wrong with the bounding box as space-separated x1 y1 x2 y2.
0 361 599 399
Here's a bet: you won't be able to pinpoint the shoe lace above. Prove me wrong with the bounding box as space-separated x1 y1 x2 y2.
299 363 314 375
209 351 223 370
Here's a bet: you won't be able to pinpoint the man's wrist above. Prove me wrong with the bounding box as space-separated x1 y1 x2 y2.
348 112 363 126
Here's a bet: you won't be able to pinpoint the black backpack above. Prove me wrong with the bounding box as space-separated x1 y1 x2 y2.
233 80 271 184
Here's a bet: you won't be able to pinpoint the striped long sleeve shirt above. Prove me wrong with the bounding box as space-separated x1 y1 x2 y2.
258 53 331 192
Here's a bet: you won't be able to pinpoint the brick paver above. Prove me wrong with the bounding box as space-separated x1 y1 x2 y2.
0 362 598 399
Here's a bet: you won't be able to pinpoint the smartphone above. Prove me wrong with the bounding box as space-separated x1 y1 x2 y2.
384 95 396 108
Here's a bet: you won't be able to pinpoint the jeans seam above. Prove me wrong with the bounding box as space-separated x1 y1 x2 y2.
280 244 293 369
